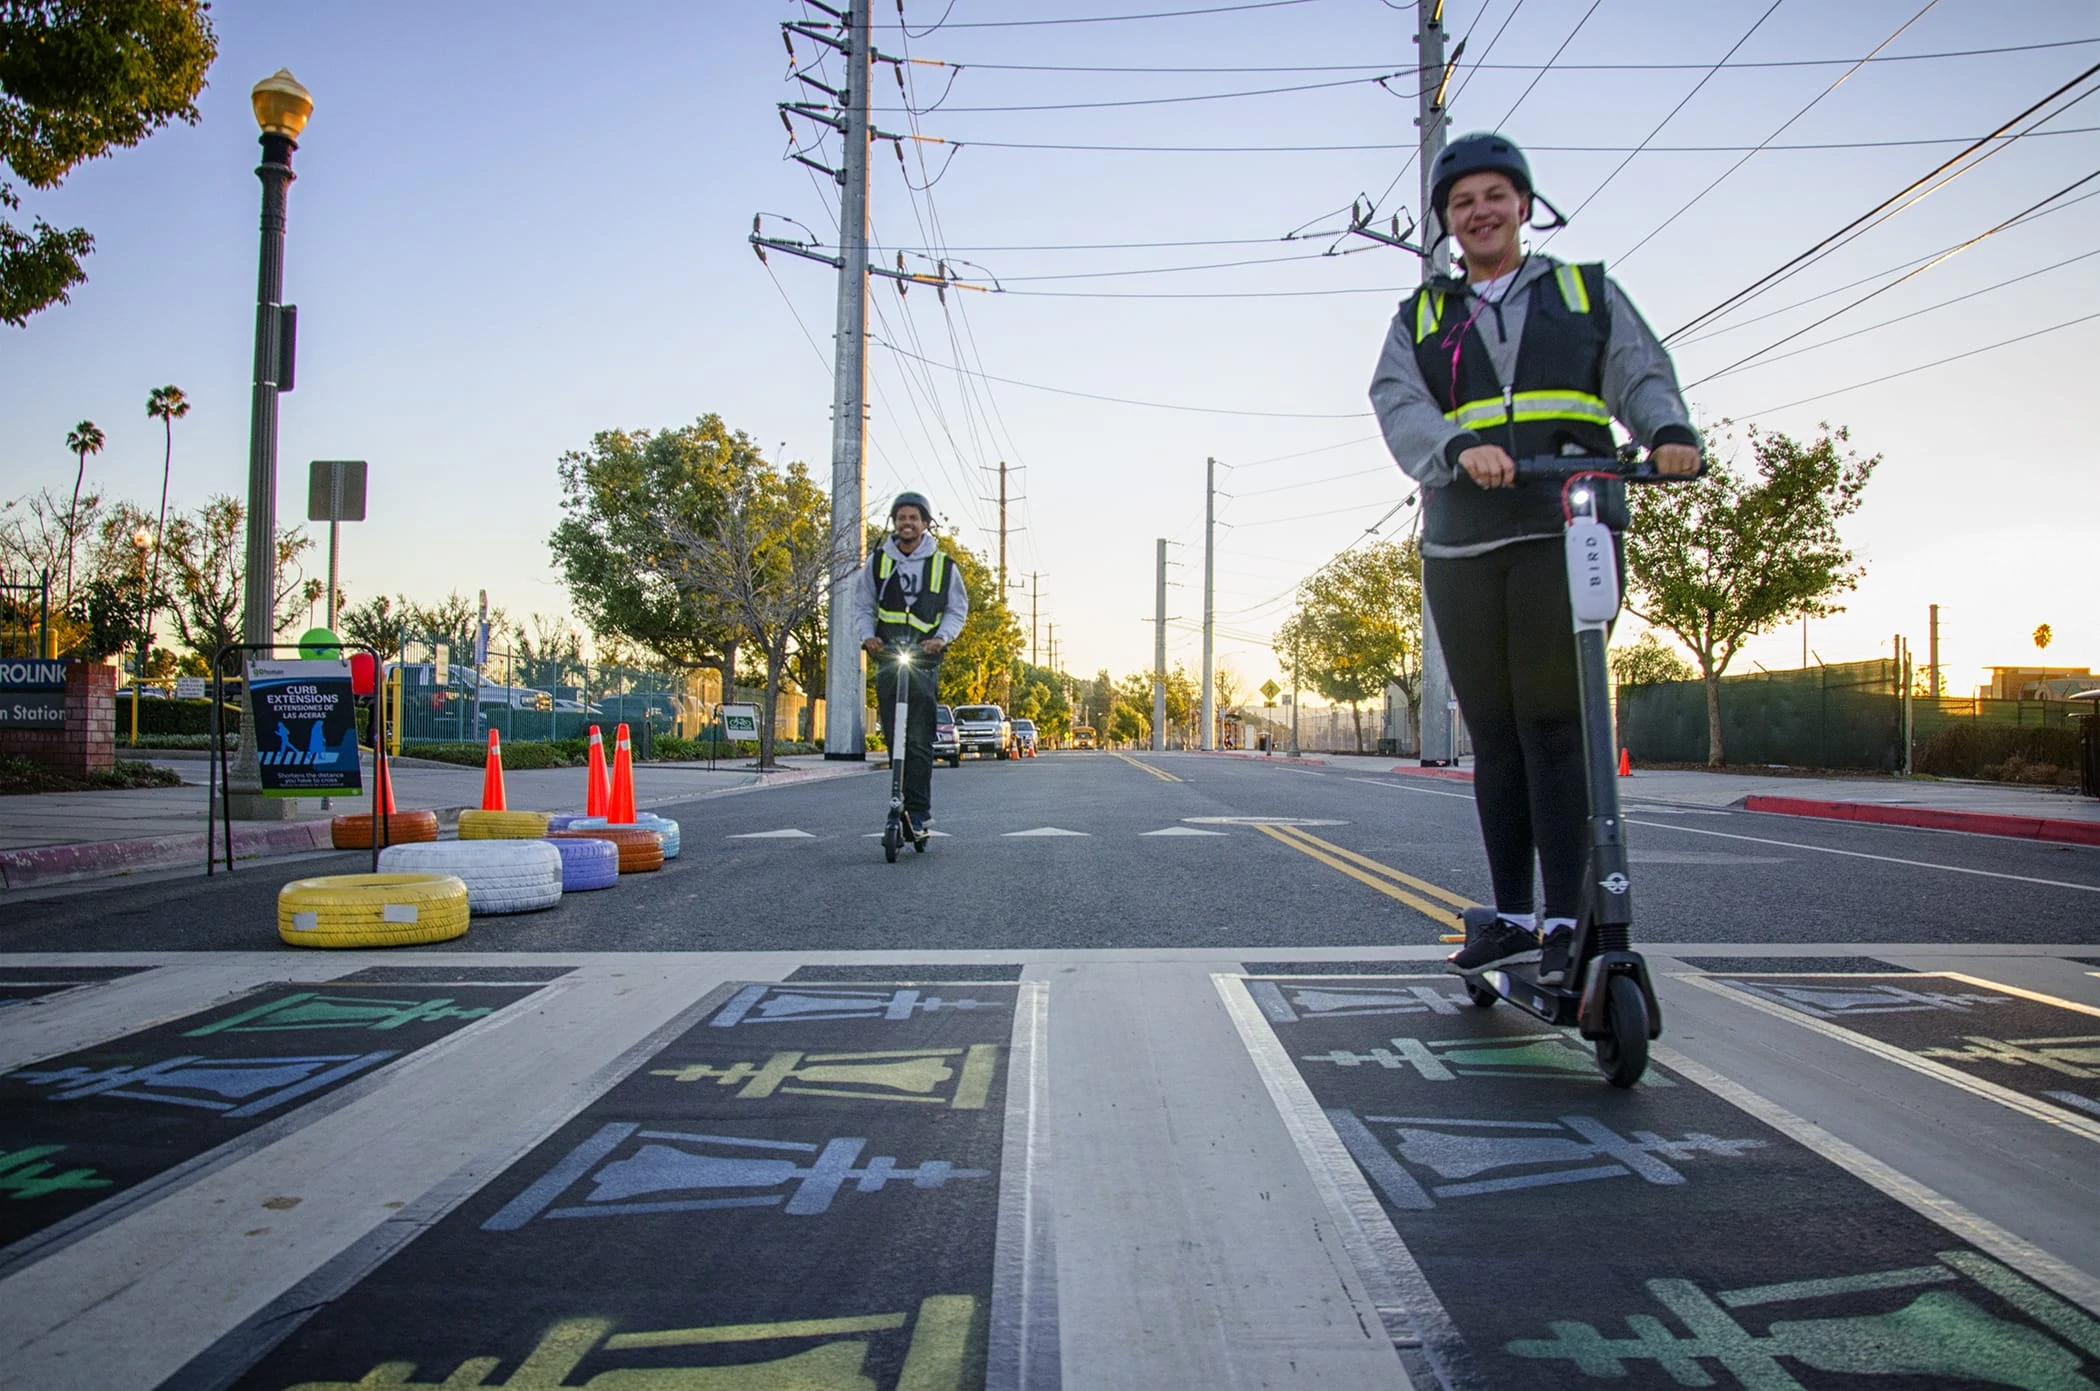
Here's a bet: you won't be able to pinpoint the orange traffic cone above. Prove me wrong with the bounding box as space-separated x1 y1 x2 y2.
585 725 609 817
1618 747 1633 778
376 757 397 814
481 729 508 811
608 722 637 823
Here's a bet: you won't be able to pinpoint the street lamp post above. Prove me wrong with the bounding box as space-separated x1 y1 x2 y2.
129 527 152 747
228 69 312 819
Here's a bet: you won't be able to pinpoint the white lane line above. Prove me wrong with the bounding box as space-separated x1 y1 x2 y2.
1346 776 1472 802
1348 777 2100 894
1627 819 2100 894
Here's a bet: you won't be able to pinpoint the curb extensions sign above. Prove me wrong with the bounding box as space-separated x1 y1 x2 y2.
248 659 362 796
0 659 70 728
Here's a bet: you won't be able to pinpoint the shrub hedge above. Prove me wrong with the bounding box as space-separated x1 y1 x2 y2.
1914 723 2080 785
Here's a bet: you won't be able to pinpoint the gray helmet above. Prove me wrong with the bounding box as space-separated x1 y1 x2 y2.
1430 131 1533 219
889 491 935 526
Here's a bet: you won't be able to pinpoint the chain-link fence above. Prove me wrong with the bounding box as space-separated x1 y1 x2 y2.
1617 659 1905 770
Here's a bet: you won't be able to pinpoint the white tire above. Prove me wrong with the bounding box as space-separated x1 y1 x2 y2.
378 841 563 915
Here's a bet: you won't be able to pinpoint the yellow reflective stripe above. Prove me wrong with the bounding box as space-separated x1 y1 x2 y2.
1554 263 1591 315
1413 290 1443 344
929 552 946 591
1443 390 1611 430
877 553 894 581
877 611 940 633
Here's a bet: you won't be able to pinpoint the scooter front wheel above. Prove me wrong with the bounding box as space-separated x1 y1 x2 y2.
882 818 902 863
1595 971 1649 1088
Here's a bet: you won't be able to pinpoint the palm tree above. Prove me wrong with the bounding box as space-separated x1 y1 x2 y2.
62 420 105 608
144 386 190 655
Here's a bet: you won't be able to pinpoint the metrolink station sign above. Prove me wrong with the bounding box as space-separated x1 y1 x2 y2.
0 658 70 728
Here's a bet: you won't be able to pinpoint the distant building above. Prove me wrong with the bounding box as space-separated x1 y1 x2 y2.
1980 666 2092 700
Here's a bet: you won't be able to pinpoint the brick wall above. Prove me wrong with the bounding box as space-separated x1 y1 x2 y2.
0 662 115 775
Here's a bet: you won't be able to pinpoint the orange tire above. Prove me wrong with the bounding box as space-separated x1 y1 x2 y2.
331 809 441 850
547 826 664 873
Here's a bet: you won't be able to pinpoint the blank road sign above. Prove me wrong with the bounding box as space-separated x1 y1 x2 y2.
308 460 368 522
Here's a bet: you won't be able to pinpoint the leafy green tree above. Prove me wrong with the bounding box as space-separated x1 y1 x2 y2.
550 417 758 702
1 0 218 325
1273 540 1422 752
660 457 841 767
1625 424 1877 766
161 494 312 659
1610 631 1696 688
930 535 1022 707
61 419 102 604
336 592 404 657
1110 670 1154 748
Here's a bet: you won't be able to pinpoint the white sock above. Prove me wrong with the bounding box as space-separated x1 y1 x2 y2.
1498 911 1537 931
1542 917 1576 938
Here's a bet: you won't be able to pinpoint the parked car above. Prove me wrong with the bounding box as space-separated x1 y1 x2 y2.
951 704 1014 760
933 704 961 767
1072 725 1097 750
1011 718 1039 758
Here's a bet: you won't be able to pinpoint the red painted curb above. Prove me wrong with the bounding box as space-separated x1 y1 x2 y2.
0 821 335 890
1742 795 2100 847
1202 749 1328 765
1389 765 1476 783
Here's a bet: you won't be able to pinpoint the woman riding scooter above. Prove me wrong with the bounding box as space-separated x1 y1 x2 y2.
1368 132 1701 985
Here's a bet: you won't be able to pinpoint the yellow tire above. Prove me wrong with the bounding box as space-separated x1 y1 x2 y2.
277 873 470 948
458 809 553 840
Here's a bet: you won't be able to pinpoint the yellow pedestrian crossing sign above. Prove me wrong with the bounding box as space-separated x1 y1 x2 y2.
1260 679 1281 702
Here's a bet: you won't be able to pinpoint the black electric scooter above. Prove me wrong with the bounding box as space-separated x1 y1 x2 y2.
1453 452 1696 1087
879 641 931 864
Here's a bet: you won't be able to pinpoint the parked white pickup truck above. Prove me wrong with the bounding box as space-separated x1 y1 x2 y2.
951 704 1014 760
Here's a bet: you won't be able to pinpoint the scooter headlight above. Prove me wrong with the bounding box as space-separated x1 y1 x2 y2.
1570 486 1591 507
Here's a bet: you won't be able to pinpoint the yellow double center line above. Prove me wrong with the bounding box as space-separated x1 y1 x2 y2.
1112 752 1182 783
1255 823 1477 934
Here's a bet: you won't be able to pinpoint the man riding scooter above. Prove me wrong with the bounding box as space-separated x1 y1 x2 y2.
852 492 971 843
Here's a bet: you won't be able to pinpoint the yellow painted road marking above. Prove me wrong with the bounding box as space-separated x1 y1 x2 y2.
1112 752 1182 782
1254 824 1475 931
1934 973 2100 1020
1270 826 1477 910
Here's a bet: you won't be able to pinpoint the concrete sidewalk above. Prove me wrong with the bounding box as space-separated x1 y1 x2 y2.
0 753 869 889
1350 755 2100 845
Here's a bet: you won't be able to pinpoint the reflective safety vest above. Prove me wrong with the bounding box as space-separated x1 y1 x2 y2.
872 546 952 644
1409 259 1623 546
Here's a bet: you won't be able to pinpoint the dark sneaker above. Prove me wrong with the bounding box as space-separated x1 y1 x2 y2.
1537 931 1575 986
1446 918 1540 974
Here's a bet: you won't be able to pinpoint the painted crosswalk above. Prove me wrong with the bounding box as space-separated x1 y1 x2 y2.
2 950 2094 1389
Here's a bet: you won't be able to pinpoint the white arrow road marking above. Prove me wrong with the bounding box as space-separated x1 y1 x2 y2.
729 829 818 839
1143 826 1230 837
1004 827 1090 837
861 830 953 838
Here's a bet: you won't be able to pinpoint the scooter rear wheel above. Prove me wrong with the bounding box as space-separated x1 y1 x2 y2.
1465 979 1499 1009
1596 971 1649 1088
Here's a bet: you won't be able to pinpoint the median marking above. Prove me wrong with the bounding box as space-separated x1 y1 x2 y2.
1254 824 1477 931
1111 753 1182 783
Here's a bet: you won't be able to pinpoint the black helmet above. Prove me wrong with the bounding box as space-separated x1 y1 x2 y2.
1430 131 1532 219
890 490 935 526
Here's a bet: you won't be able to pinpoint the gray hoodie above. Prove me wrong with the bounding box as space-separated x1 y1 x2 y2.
849 534 971 648
1368 254 1700 557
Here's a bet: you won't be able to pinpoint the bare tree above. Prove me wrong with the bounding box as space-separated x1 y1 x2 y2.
660 459 849 767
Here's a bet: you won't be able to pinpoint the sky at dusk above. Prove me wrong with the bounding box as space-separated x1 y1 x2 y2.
2 0 2095 699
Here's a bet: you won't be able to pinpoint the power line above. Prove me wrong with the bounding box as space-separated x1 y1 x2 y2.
1233 465 1393 496
995 251 1334 282
1496 0 1604 128
936 125 2100 155
944 37 2100 73
1740 307 2100 416
1615 0 1942 266
870 338 1373 418
1663 60 2100 344
869 0 1323 27
868 71 1413 113
1686 168 2100 387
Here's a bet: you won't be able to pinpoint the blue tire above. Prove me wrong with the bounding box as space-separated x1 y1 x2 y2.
544 834 620 891
545 811 595 832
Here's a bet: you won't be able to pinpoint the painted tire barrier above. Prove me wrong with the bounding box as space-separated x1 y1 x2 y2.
458 809 554 840
544 811 594 832
329 810 440 850
544 835 619 891
571 815 681 860
548 826 664 874
278 873 469 948
378 840 564 915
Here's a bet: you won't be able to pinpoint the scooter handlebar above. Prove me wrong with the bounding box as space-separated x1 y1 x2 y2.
1512 454 1703 484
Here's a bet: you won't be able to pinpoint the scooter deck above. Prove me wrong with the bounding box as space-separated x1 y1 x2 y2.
1477 963 1583 1027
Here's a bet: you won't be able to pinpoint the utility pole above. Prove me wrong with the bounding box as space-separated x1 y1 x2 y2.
1201 456 1217 751
1029 571 1039 666
1413 0 1458 767
1153 537 1168 752
1928 603 1941 699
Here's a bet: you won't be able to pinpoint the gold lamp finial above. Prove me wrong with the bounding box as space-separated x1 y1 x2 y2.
251 69 313 140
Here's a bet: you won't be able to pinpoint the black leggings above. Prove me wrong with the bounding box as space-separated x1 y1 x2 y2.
1423 537 1595 921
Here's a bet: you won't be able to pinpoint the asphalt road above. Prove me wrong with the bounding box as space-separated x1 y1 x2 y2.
8 750 2096 953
